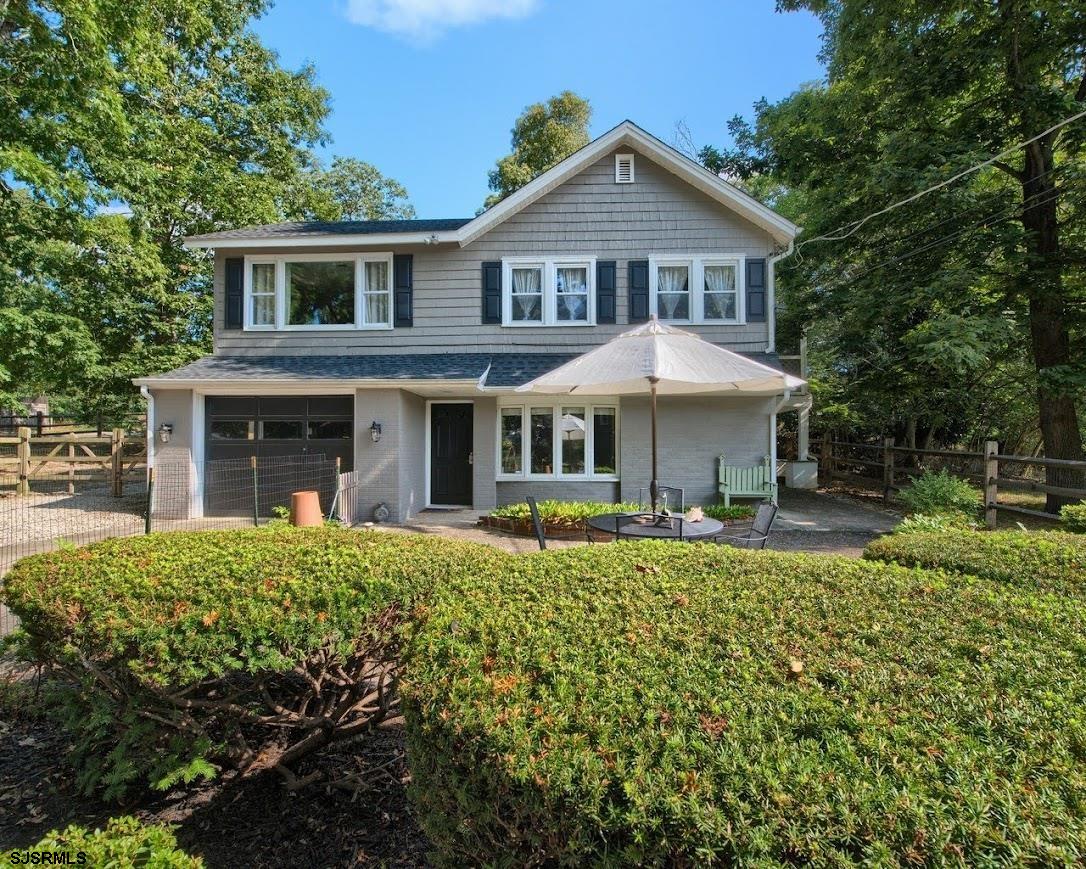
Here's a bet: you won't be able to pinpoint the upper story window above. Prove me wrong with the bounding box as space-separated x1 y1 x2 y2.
244 253 393 331
650 255 744 324
502 257 595 327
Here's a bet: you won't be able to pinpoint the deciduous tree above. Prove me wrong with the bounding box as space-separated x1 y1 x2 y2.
484 91 591 209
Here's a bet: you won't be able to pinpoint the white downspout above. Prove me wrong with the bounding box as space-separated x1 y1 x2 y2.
140 386 155 470
766 238 796 354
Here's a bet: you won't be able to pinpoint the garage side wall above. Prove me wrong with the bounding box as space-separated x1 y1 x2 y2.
353 389 402 523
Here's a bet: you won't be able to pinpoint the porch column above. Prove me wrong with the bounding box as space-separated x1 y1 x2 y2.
798 399 810 461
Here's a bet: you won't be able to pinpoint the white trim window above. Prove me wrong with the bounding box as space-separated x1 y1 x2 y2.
250 262 276 327
649 255 745 324
243 253 394 331
497 401 619 480
502 257 595 326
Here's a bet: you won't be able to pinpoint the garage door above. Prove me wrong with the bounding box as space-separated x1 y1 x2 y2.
204 395 353 516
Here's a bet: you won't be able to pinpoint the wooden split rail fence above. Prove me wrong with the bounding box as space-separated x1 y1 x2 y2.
0 426 147 496
815 437 1086 529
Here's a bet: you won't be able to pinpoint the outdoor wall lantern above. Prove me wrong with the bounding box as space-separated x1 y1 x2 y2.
370 420 382 443
157 423 173 444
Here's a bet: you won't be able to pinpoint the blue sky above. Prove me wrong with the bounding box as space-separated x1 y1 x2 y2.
253 1 825 218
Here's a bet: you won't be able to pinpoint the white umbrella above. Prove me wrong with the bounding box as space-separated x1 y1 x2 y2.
515 317 805 510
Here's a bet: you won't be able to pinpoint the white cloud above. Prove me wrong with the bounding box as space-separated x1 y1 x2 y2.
345 0 539 40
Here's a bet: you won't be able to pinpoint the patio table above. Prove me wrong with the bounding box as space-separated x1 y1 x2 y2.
586 512 724 541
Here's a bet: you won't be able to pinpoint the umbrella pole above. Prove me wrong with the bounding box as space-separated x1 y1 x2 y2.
649 377 659 512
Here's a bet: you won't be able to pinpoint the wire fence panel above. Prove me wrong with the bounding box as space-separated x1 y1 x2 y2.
0 471 149 636
1 454 342 636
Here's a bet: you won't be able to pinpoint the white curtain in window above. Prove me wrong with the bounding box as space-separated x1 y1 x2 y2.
365 261 389 291
657 265 689 319
556 266 588 321
704 265 735 292
512 268 542 293
512 267 542 321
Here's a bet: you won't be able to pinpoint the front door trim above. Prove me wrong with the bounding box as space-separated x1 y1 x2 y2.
425 399 474 508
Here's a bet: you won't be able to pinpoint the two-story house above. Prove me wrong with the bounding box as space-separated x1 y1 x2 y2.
135 121 805 521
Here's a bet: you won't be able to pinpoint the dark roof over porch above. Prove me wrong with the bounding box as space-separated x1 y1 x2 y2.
138 351 785 389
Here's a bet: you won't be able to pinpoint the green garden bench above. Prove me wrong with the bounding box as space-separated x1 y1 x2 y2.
718 455 777 506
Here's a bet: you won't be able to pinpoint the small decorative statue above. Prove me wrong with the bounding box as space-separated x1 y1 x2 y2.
373 502 390 523
686 506 704 523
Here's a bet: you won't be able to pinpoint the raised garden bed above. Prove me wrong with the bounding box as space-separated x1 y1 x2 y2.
479 501 756 539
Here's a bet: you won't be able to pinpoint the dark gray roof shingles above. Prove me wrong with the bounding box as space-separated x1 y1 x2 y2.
187 218 472 243
146 352 785 389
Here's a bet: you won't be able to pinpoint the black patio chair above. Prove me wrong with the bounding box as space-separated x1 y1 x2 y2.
615 511 687 542
525 496 546 551
637 486 685 512
710 501 778 550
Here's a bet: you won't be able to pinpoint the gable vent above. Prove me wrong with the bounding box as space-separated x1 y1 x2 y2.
615 153 635 184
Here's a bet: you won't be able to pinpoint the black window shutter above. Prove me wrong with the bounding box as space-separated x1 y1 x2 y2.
596 260 616 324
746 258 767 323
393 254 413 327
482 261 502 324
628 260 650 323
224 257 243 329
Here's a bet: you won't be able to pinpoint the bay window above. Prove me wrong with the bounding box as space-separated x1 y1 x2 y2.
502 257 595 326
650 255 744 324
498 403 619 480
244 253 394 330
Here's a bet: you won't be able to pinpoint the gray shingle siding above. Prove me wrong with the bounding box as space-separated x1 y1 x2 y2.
210 146 776 357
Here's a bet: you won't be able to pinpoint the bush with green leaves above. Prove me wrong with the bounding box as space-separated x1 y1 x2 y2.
7 816 200 867
2 526 506 800
404 542 1086 865
1060 501 1086 532
892 511 978 534
864 529 1086 596
897 469 980 517
701 503 756 522
488 500 641 527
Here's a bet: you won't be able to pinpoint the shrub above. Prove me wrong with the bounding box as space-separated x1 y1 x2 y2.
893 511 978 534
2 526 506 800
864 529 1086 596
488 500 641 527
1060 501 1086 532
897 469 980 517
404 543 1086 865
701 503 756 522
7 816 200 867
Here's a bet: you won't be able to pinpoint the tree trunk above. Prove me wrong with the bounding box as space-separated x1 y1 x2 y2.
1020 137 1085 511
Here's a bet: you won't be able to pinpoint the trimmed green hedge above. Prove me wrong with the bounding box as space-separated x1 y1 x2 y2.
864 529 1086 596
1061 502 1086 532
8 816 200 867
405 542 1086 865
2 526 506 799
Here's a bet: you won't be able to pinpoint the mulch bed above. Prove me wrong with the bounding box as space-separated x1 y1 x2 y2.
0 688 429 867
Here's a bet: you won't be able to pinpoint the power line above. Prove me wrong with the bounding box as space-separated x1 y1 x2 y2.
797 108 1086 252
810 183 1082 296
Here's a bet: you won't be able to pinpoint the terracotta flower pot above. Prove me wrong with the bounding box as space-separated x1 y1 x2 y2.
290 490 323 527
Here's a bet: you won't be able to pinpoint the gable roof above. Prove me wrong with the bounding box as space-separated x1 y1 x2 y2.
184 121 799 250
459 121 800 247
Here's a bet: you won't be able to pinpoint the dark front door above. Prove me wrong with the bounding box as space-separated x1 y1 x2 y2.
430 403 473 505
